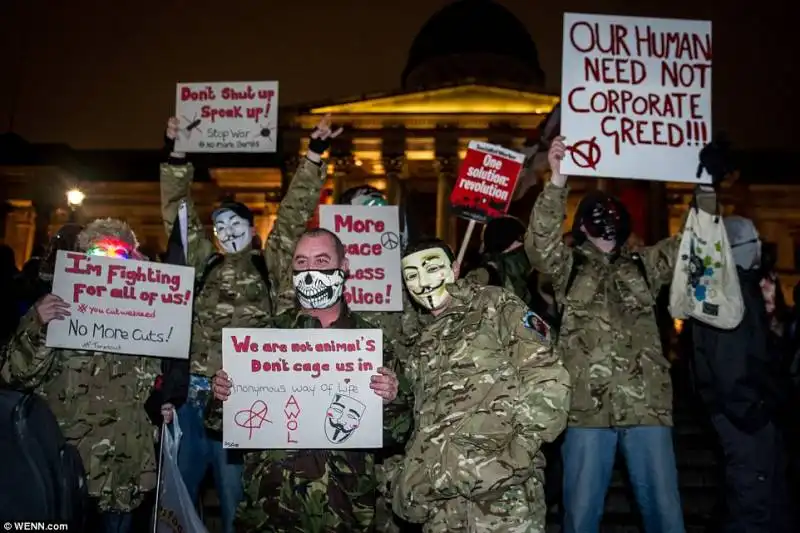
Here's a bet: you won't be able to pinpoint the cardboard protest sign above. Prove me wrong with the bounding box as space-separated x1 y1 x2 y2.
561 13 712 183
222 328 383 449
174 81 278 153
319 205 402 312
450 141 525 223
46 251 194 358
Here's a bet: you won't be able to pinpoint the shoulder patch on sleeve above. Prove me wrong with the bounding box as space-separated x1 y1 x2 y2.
522 310 551 342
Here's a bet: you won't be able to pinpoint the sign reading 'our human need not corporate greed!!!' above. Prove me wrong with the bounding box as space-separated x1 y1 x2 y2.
560 13 713 183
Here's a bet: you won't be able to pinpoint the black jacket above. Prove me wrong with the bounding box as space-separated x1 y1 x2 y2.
691 269 789 433
143 212 191 425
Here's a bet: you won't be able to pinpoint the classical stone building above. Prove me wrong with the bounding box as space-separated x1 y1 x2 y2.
1 0 799 299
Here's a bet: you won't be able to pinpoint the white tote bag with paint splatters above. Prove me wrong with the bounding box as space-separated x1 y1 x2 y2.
669 207 744 329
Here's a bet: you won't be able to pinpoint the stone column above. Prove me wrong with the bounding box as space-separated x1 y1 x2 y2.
434 126 459 247
381 125 406 205
330 137 354 203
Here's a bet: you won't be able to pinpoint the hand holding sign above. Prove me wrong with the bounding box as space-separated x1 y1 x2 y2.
548 136 568 187
165 117 185 159
36 294 70 324
369 367 399 404
213 369 233 401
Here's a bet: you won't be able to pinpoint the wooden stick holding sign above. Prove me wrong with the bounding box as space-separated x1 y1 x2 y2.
455 220 477 266
449 141 526 266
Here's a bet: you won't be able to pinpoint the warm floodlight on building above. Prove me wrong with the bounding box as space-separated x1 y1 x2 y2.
67 189 85 208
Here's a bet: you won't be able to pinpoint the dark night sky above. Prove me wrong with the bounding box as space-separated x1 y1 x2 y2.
1 0 796 151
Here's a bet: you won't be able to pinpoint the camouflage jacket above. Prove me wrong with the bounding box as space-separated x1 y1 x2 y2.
160 158 325 377
1 309 160 512
235 305 411 533
526 182 682 428
383 280 571 532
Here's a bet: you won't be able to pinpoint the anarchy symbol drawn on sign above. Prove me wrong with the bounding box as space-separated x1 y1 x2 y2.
567 137 602 170
381 232 399 250
234 400 272 439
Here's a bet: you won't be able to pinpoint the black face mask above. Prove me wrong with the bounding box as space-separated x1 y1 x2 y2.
583 198 623 242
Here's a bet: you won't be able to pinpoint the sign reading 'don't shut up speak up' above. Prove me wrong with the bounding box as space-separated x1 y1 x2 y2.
450 141 525 223
320 205 403 312
222 328 383 450
174 81 279 153
46 251 195 359
560 13 713 183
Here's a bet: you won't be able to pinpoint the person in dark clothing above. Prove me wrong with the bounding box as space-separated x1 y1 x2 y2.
464 216 536 304
0 244 21 346
690 216 793 533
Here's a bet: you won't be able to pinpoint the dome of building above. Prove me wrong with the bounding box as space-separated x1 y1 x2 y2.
401 0 545 90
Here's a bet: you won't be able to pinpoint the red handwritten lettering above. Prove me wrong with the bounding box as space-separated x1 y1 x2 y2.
349 267 385 281
583 57 646 85
600 116 685 155
344 242 382 256
221 86 256 100
285 395 301 444
200 105 243 123
64 253 102 276
181 86 216 101
333 214 385 234
343 286 391 306
72 283 108 303
232 335 259 353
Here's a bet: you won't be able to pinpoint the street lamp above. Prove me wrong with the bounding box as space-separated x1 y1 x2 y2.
66 188 85 222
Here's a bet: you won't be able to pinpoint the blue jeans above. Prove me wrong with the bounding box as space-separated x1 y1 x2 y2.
101 511 132 533
174 402 244 533
562 426 685 533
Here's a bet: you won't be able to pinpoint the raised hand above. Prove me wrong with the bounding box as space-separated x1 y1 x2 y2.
34 294 70 325
165 117 185 159
548 136 568 187
307 114 344 162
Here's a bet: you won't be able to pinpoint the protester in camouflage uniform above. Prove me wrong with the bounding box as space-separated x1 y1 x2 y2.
526 136 714 533
1 218 160 533
382 237 571 532
158 115 340 533
210 227 403 533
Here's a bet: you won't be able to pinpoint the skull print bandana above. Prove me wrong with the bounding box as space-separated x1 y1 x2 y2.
293 269 345 309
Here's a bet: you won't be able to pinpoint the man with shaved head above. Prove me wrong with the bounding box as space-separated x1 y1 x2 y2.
210 227 408 533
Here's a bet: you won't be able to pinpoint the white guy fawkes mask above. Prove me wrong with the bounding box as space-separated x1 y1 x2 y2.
292 269 346 309
401 248 455 310
213 210 251 254
325 393 366 444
